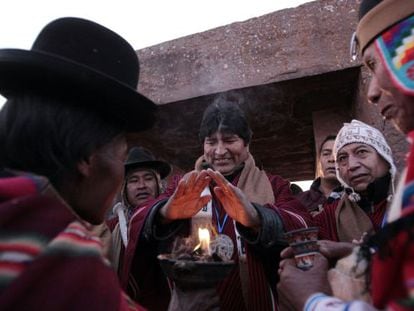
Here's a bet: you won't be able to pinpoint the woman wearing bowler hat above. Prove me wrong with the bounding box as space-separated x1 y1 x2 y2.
0 17 156 310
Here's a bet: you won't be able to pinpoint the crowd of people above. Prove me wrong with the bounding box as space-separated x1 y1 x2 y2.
278 0 414 310
0 0 412 310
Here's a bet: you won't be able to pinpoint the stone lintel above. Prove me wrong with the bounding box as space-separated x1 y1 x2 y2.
137 0 361 104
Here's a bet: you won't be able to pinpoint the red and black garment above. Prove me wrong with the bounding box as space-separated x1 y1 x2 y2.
0 173 145 311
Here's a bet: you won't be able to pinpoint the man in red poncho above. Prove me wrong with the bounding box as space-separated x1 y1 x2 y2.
121 97 313 311
109 146 172 311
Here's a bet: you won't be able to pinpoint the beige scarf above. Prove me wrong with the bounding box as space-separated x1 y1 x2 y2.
195 153 274 308
335 195 374 243
195 153 275 205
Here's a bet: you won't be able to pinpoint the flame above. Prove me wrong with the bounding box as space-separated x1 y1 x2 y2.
198 227 211 255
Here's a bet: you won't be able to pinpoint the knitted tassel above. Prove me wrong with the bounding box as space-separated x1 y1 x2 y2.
346 188 361 202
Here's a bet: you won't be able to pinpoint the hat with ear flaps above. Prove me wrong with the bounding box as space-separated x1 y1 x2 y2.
333 120 397 202
0 17 157 131
354 0 414 97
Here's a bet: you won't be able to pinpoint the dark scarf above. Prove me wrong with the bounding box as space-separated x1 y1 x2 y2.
357 173 391 213
336 174 391 242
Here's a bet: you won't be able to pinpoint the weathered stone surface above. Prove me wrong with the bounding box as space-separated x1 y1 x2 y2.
137 0 360 104
131 67 358 181
131 0 406 183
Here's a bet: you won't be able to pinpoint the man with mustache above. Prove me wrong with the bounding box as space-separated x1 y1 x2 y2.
314 120 397 243
105 146 174 311
114 146 171 222
109 146 171 273
121 98 312 311
297 135 342 216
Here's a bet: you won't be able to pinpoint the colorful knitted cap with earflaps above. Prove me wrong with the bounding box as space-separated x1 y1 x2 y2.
354 0 414 55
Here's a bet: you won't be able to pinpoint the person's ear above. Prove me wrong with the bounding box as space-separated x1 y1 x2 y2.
76 154 95 178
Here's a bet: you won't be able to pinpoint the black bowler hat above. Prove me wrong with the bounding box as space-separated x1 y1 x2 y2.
125 147 171 179
0 17 156 131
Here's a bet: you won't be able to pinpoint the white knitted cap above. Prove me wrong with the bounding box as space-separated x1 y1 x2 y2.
333 120 397 190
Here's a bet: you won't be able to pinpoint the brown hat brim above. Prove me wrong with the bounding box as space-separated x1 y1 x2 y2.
125 160 171 179
0 49 157 132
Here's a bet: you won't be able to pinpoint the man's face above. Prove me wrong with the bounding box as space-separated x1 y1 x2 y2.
203 131 249 175
336 143 389 193
319 139 336 180
126 169 159 207
77 135 128 224
363 43 414 134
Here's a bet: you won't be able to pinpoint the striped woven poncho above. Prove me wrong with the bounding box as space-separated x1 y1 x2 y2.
0 173 144 311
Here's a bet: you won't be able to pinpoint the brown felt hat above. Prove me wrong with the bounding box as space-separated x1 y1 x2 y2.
125 147 171 179
0 17 157 131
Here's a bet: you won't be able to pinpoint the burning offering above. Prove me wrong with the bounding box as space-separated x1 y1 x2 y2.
196 227 211 256
158 227 234 289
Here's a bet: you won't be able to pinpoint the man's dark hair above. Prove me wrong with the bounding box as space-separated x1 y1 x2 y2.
318 135 337 155
199 100 252 145
0 95 123 189
359 0 382 20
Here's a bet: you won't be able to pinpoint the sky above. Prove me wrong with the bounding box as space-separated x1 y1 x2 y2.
0 0 314 187
0 0 312 50
0 0 313 106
